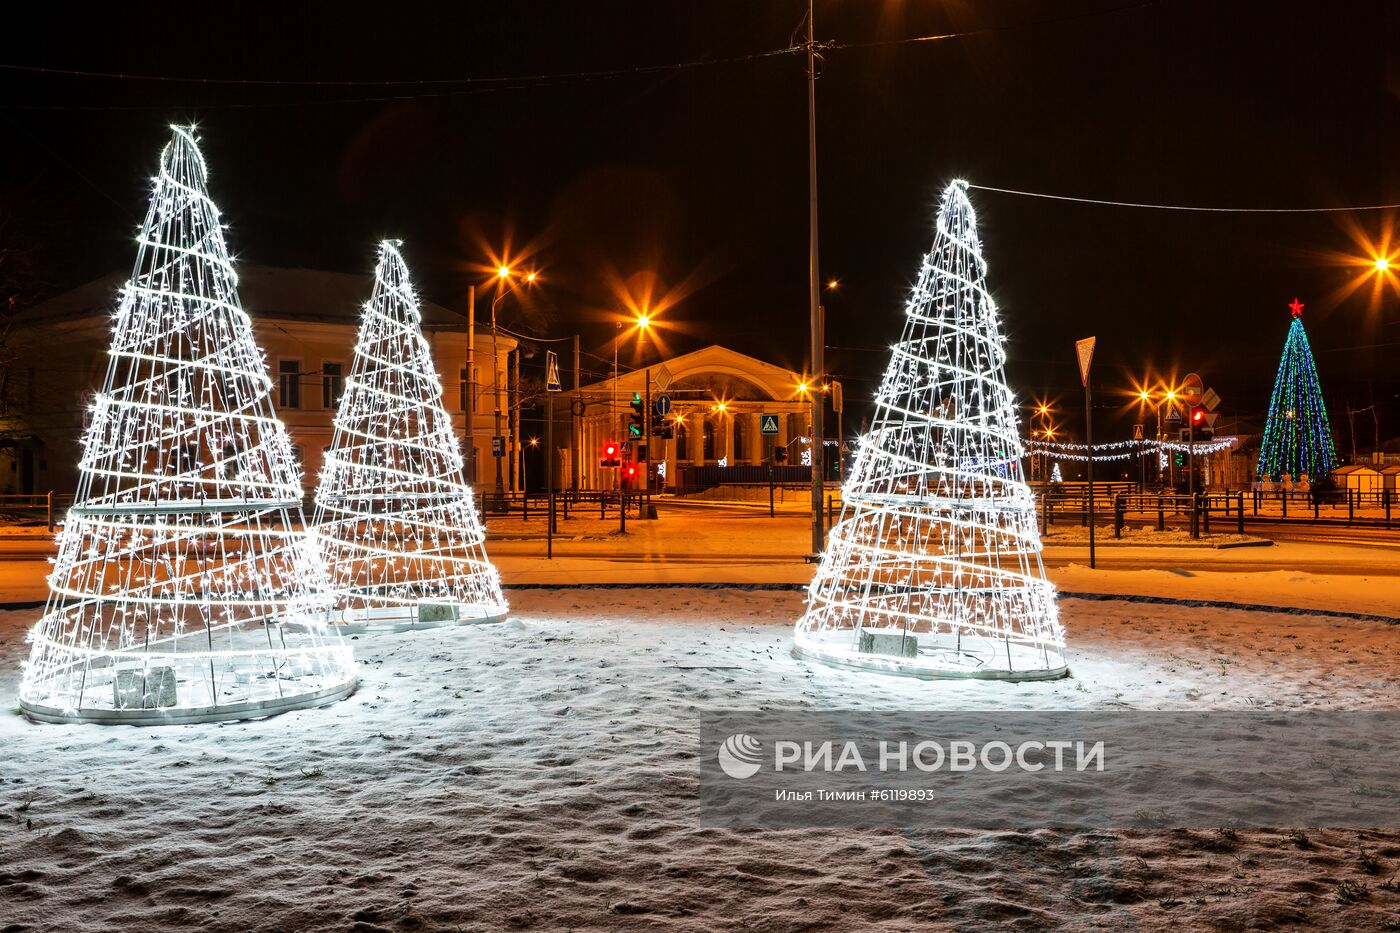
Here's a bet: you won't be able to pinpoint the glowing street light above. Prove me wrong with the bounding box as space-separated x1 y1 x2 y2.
497 265 511 280
1376 256 1391 273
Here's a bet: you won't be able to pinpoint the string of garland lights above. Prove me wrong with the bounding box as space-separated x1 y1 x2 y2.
1024 436 1239 463
18 126 356 725
312 240 507 632
796 181 1066 682
1256 299 1336 483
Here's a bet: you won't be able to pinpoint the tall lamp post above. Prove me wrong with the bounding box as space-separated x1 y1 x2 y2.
490 266 536 505
805 0 825 558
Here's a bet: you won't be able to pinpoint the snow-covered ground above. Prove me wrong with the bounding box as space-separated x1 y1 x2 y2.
2 588 1398 932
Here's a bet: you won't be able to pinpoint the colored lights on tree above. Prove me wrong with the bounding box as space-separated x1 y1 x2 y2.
313 241 507 632
795 181 1066 681
1256 299 1336 483
19 127 355 724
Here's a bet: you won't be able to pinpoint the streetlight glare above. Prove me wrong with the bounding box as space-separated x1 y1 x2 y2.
525 271 537 283
497 265 511 279
1376 256 1391 273
636 313 651 330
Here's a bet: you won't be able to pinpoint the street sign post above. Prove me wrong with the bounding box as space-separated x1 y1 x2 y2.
1075 337 1097 569
545 352 561 557
654 394 671 416
760 413 780 517
491 435 505 457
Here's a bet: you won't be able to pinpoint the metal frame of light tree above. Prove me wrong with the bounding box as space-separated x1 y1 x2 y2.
19 127 356 724
795 180 1067 681
312 240 507 633
1256 299 1336 483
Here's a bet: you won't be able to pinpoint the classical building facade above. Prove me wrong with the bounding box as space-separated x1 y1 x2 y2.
575 345 815 490
0 266 516 496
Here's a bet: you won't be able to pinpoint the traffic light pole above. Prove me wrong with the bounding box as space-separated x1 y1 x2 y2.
644 368 652 520
1188 415 1198 539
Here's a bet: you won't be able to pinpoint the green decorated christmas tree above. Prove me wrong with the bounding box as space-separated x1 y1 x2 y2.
1256 298 1336 483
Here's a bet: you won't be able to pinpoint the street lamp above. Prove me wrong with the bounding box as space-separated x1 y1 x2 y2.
490 267 539 502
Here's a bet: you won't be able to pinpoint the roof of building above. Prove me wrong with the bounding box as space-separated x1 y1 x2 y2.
580 344 804 403
15 265 469 330
1332 464 1381 475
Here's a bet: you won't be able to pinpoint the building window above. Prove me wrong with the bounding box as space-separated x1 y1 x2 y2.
702 419 716 461
322 362 344 410
278 360 302 409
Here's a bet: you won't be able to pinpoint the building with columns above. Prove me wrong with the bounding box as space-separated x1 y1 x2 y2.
0 265 516 496
575 345 815 490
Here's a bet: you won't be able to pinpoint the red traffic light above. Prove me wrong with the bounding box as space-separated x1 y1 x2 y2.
1192 408 1205 424
604 443 617 457
624 464 637 477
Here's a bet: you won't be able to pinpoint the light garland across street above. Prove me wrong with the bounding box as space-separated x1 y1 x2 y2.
18 127 355 725
796 181 1066 681
312 240 507 632
1024 436 1240 463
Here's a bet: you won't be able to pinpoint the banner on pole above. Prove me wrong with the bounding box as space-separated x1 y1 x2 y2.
1075 337 1096 386
545 351 562 393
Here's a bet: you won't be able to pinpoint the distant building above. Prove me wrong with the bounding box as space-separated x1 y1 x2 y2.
0 266 516 495
575 345 815 491
1332 464 1383 494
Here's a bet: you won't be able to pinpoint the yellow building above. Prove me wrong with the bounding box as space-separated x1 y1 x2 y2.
576 345 817 491
0 266 516 496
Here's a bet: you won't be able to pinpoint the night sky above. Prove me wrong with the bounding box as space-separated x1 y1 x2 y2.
4 1 1398 449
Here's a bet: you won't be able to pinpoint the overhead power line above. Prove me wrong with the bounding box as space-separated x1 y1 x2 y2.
968 184 1400 214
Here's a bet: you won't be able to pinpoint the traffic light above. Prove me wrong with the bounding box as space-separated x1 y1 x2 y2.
651 412 673 440
773 444 788 465
1191 407 1213 440
628 392 645 440
1172 450 1185 468
600 442 620 468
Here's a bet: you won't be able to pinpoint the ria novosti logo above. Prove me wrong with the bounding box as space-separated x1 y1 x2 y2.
717 733 763 779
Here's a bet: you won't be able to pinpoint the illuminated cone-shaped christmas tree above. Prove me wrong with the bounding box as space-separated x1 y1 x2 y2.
795 181 1066 681
19 127 355 724
1256 299 1336 483
312 240 506 632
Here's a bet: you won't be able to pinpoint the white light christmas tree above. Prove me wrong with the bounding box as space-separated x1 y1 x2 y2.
19 127 355 724
1050 462 1063 483
795 181 1066 681
312 240 506 632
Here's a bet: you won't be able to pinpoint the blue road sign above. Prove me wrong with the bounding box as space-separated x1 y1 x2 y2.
760 414 780 435
654 395 671 415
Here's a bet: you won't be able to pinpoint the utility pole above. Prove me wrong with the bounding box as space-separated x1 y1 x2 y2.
572 334 581 493
613 322 621 492
465 284 476 485
806 0 825 558
512 349 521 493
492 301 504 506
